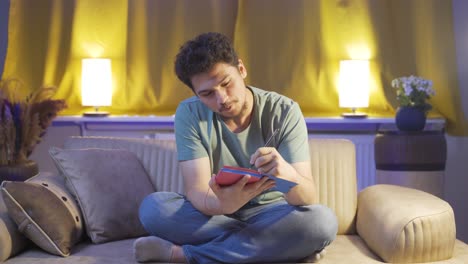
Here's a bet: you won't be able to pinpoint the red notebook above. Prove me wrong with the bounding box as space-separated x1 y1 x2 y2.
214 165 297 193
215 166 261 186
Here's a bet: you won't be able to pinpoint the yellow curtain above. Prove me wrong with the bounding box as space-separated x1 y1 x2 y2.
235 0 392 116
3 0 238 115
3 0 466 135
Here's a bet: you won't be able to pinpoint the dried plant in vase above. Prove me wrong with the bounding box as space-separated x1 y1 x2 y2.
0 79 67 180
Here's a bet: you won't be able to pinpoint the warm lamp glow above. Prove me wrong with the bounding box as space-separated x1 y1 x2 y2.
338 60 370 118
81 58 112 116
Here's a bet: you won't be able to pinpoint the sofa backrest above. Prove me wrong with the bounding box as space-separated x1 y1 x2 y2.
63 136 358 235
63 137 184 194
308 138 357 235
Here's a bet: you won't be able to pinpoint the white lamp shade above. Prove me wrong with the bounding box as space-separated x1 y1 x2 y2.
338 60 370 108
81 58 112 107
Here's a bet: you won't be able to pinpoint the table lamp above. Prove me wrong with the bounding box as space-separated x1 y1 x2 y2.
81 58 112 117
338 60 370 118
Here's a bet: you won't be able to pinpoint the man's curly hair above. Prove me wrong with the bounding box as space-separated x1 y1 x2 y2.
174 32 239 90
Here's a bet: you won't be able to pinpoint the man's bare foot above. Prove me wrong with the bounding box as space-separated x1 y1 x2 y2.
133 236 187 263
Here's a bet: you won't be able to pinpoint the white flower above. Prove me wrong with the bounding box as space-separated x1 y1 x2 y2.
391 75 435 112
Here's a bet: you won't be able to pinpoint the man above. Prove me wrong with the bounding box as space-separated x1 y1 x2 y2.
134 32 337 263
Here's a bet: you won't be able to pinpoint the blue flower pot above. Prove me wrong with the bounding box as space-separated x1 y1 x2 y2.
395 106 427 132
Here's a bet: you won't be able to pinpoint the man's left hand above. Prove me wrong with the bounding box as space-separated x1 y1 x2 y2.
250 147 298 183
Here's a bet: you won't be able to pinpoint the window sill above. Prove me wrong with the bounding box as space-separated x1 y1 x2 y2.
53 115 446 134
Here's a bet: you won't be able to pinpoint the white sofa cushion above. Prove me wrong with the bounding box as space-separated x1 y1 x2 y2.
308 138 358 235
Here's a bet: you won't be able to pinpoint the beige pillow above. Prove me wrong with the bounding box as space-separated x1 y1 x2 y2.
0 191 30 261
49 147 154 244
0 172 83 257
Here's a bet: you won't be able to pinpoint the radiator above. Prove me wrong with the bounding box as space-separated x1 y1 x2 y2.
309 134 376 191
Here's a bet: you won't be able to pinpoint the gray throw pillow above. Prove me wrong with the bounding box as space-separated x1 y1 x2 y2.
49 147 154 243
1 172 83 257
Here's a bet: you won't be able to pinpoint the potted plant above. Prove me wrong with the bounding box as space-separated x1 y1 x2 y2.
0 79 67 182
391 75 435 131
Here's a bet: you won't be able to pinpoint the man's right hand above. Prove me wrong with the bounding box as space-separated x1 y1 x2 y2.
207 174 275 214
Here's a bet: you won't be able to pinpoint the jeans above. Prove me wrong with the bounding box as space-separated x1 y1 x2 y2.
139 192 338 264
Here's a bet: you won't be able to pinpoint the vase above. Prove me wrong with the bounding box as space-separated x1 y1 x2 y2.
0 160 39 183
395 106 427 132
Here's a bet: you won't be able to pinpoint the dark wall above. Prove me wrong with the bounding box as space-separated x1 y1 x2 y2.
0 0 10 78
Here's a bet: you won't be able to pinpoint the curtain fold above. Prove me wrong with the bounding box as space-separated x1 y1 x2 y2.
124 0 238 115
234 0 393 116
2 0 466 135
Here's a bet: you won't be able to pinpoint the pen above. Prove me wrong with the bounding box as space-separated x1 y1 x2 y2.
251 128 279 169
263 128 279 148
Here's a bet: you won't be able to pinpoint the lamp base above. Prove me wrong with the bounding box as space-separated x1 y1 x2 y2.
83 111 109 117
341 112 368 118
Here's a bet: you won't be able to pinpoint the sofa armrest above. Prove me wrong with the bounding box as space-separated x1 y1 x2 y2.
357 184 455 263
0 190 29 262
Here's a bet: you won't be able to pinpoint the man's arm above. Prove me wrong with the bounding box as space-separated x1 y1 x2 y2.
180 157 275 216
250 148 317 205
286 161 316 205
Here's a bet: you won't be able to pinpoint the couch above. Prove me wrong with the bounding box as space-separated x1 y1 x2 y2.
1 136 468 264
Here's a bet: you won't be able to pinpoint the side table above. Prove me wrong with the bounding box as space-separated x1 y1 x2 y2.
374 131 447 198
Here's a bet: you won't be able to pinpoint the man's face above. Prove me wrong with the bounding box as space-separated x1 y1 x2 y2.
191 60 250 120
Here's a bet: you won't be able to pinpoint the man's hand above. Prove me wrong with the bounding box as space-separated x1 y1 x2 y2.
250 147 298 182
180 157 277 216
207 174 275 214
250 147 317 205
